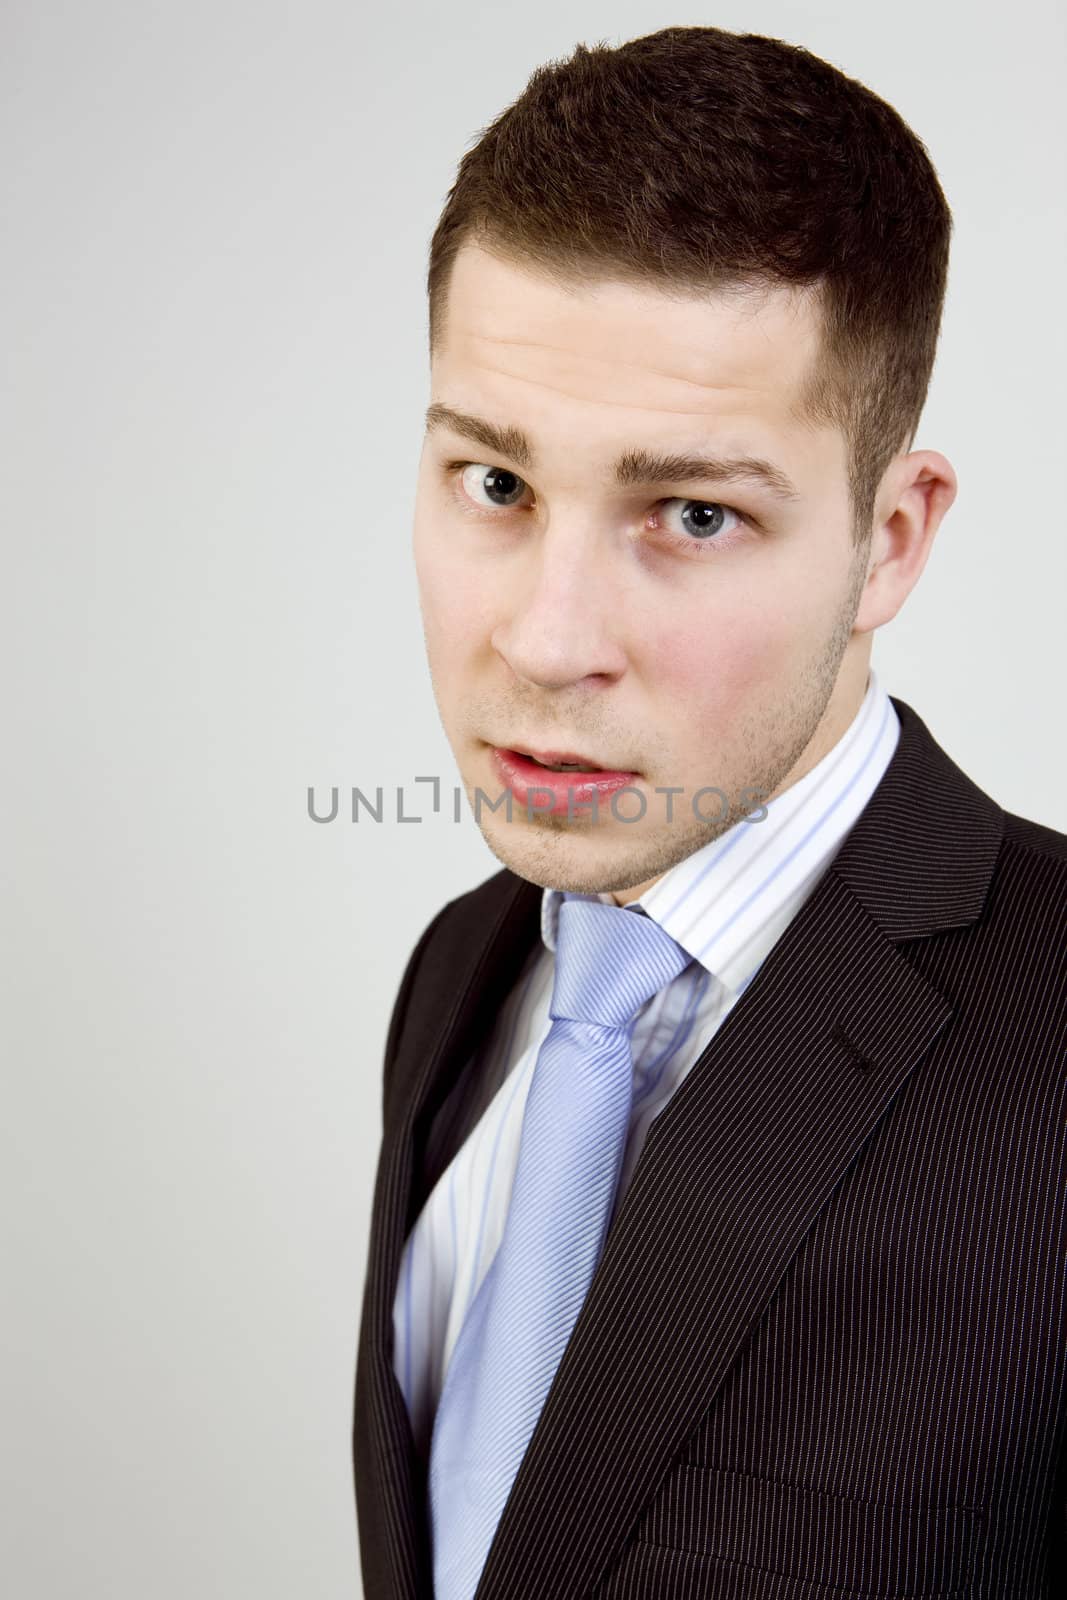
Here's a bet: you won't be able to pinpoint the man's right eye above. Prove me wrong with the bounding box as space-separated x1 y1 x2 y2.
447 461 531 512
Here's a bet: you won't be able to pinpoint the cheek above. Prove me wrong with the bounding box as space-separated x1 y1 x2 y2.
414 514 461 625
644 591 804 707
414 534 496 670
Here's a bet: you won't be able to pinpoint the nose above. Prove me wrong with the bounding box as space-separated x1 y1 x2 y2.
490 526 628 691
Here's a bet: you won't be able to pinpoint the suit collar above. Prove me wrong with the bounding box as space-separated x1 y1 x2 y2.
831 695 1003 938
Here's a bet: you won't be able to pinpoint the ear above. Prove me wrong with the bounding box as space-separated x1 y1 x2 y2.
852 450 957 633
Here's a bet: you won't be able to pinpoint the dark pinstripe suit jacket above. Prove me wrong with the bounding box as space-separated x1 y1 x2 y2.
353 697 1066 1599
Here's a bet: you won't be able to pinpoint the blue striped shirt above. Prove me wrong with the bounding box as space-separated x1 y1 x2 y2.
392 670 900 1461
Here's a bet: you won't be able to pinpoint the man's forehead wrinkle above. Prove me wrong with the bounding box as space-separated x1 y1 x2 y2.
461 331 734 392
434 363 759 419
457 331 772 398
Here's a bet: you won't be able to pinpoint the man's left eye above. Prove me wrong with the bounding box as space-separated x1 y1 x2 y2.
658 499 742 541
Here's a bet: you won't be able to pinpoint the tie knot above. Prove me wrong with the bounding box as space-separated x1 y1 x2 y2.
549 896 692 1030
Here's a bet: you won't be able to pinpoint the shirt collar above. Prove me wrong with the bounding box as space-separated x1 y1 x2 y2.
541 669 900 997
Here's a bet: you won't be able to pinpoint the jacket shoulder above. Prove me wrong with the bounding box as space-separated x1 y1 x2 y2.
969 814 1067 1005
391 866 522 985
433 863 527 927
380 867 531 1113
984 815 1067 968
1001 808 1067 864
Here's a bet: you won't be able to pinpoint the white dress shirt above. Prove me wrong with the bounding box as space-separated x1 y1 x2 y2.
392 669 900 1462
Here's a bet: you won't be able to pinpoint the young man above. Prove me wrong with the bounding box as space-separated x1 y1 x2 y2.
353 26 1066 1600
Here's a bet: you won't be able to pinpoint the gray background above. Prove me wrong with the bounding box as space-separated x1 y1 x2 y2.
3 1 1064 1595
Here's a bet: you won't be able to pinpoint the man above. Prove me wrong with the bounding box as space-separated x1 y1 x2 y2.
353 25 1066 1600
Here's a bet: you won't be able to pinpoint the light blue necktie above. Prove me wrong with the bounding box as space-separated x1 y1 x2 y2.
427 893 692 1599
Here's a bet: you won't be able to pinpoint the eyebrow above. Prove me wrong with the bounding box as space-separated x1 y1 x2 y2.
424 402 800 502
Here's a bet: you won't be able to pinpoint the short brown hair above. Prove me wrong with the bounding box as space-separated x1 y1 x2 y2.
426 26 952 543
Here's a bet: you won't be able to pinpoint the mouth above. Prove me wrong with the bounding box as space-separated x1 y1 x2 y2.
512 745 616 772
487 744 641 818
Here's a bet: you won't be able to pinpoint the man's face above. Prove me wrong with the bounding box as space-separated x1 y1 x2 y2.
413 242 874 899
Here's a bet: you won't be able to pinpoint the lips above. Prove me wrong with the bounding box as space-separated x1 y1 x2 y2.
489 745 641 818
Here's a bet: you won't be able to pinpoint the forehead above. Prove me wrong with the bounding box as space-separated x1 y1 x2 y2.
433 242 827 451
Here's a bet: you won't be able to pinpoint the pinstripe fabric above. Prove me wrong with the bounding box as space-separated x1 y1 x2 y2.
429 899 692 1598
353 696 1067 1599
392 671 900 1467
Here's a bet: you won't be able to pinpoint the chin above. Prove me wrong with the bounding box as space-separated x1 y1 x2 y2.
477 817 674 897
